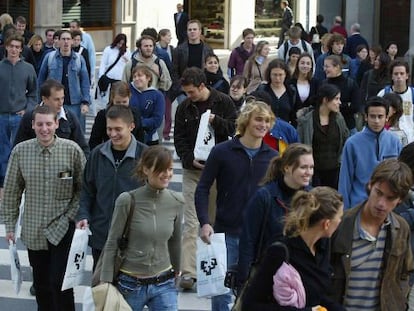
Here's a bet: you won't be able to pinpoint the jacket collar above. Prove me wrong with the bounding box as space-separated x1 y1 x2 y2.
362 125 385 137
230 135 272 154
99 135 138 164
332 202 401 254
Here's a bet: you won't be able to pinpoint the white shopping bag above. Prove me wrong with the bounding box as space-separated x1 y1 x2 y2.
61 228 91 291
82 286 95 311
196 233 229 297
9 241 22 295
194 109 215 161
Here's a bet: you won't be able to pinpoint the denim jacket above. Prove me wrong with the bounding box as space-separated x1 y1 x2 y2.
38 50 90 105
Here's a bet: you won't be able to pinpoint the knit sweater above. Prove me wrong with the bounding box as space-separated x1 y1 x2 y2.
0 58 38 113
100 185 184 281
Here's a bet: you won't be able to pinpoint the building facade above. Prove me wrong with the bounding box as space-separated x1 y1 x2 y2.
2 0 413 56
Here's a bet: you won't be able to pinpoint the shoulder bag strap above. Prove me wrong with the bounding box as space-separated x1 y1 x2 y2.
104 53 122 76
269 241 290 263
118 191 135 251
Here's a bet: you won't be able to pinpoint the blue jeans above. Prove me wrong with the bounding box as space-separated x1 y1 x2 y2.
212 234 239 311
64 104 85 133
0 113 22 186
117 273 178 311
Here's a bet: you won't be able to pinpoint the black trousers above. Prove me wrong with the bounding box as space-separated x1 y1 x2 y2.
28 222 75 311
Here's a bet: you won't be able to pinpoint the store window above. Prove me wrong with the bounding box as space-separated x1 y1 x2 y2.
62 0 113 28
189 0 226 48
255 0 284 38
0 0 31 27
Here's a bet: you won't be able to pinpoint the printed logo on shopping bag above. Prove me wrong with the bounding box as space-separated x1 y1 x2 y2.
196 234 229 297
201 258 217 275
74 252 85 270
62 228 91 291
203 131 213 145
194 109 216 161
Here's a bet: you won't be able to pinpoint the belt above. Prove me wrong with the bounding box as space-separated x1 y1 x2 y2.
123 269 175 285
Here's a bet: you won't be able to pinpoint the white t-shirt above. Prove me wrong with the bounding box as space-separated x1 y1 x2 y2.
378 87 414 143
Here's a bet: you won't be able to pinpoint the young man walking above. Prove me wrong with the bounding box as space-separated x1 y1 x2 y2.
338 96 402 209
195 101 278 311
2 105 86 311
331 159 413 310
76 105 147 267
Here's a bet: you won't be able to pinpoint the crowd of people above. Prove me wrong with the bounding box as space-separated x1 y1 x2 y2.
1 3 414 311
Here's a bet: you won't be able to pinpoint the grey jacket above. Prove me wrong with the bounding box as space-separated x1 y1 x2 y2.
101 185 184 281
76 136 147 250
297 109 349 164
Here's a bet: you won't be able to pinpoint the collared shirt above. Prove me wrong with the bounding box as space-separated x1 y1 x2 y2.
58 106 68 121
344 211 391 311
39 101 68 121
1 136 86 250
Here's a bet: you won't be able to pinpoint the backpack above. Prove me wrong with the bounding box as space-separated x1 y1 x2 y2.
283 40 308 61
130 51 163 81
383 85 414 104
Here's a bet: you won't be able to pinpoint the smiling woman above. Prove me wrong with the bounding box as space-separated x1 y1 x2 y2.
100 145 184 311
238 143 314 283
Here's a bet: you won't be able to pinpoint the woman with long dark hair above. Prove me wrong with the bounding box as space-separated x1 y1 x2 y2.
360 52 391 103
297 84 349 188
98 33 131 94
204 53 230 94
289 52 319 116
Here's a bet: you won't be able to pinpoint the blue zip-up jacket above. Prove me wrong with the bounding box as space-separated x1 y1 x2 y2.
238 177 311 282
269 117 299 144
38 49 90 105
129 84 165 143
195 136 278 235
76 136 147 250
339 126 402 209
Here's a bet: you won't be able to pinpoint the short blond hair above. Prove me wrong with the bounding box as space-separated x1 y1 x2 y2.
236 100 275 136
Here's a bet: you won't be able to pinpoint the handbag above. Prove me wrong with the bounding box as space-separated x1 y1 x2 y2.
231 187 272 311
91 283 132 311
91 192 135 287
312 26 320 44
98 53 122 92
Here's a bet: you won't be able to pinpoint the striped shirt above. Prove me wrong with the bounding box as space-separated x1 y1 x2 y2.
344 212 390 311
1 136 86 250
